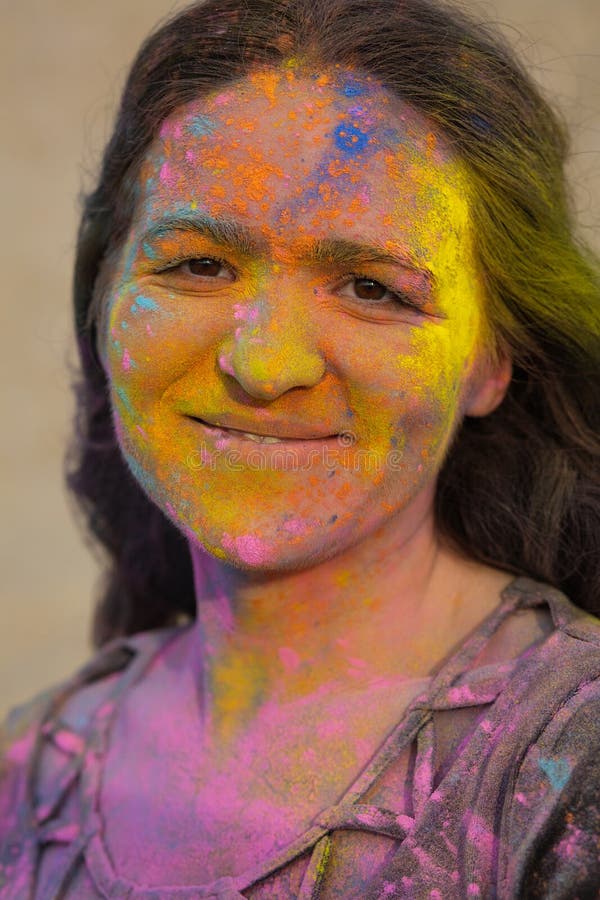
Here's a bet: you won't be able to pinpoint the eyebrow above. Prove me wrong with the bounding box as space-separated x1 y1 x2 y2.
141 214 434 283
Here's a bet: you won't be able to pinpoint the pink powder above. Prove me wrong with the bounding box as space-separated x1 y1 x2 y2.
146 323 154 336
122 348 133 372
159 162 174 185
222 533 272 564
468 884 481 896
278 646 301 671
555 822 585 861
316 716 346 740
233 303 259 322
52 729 84 755
348 656 367 669
447 683 477 704
466 814 495 859
395 813 414 832
218 353 235 376
213 91 234 106
356 809 385 828
283 518 311 535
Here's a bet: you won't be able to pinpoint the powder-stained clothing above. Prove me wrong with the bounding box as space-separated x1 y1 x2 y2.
1 577 599 899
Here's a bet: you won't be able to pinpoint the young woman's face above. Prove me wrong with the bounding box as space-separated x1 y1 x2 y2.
101 67 508 569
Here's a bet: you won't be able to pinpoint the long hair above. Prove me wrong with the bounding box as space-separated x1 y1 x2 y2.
66 0 600 646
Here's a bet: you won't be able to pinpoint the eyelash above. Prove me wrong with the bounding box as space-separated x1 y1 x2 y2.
154 255 424 313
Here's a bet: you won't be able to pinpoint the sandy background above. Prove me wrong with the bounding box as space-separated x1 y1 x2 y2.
1 0 599 717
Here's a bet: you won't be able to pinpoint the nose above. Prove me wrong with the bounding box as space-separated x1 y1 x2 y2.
217 296 326 400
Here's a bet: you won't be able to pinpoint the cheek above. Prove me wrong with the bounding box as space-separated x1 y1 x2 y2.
105 285 215 404
343 325 465 425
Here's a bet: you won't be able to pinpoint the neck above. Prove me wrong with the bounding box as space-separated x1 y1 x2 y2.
183 498 508 746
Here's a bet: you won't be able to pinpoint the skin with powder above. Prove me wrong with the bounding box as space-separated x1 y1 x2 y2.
91 67 518 881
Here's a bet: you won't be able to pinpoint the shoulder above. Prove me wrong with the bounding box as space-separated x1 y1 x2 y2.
497 579 600 896
505 576 600 645
0 627 178 843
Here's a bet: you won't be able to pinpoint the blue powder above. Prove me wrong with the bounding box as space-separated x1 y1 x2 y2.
342 78 365 97
121 321 129 330
116 386 136 417
188 114 217 137
334 122 371 154
142 242 158 260
135 295 159 311
538 757 571 791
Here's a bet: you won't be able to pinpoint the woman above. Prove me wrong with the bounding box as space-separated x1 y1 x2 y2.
1 0 599 896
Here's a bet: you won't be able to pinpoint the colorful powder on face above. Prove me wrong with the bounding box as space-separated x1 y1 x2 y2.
334 122 371 154
103 66 492 579
115 385 136 417
341 77 366 98
160 162 174 185
187 114 218 137
278 647 302 671
134 295 160 312
122 348 134 372
282 518 312 535
221 533 273 564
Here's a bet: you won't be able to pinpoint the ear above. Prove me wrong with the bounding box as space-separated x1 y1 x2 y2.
463 353 512 418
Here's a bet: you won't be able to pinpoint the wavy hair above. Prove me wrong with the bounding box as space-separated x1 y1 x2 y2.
66 0 600 646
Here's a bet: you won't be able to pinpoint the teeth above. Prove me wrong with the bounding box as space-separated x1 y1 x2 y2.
238 431 284 443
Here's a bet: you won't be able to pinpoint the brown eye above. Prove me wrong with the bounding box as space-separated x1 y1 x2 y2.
352 278 389 301
187 258 225 277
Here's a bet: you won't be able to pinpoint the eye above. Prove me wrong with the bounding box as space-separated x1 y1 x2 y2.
338 275 417 309
154 255 236 289
346 277 390 302
182 257 230 278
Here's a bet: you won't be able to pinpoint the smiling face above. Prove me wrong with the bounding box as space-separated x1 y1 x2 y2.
99 65 509 571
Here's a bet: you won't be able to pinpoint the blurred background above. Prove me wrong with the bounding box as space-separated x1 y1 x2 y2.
1 0 599 716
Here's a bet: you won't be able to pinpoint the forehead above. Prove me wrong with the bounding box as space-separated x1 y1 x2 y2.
135 67 472 260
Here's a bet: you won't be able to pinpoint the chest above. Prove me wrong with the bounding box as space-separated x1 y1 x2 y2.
98 681 424 885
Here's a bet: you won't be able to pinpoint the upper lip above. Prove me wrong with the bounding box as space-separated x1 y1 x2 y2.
187 414 340 441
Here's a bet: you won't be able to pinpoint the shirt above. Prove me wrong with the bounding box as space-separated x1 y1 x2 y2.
1 576 599 899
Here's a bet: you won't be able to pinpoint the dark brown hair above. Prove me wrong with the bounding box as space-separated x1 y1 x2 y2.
67 0 600 646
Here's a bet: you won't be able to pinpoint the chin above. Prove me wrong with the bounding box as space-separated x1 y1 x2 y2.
181 510 362 574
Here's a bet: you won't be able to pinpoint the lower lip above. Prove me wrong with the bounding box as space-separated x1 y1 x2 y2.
188 418 352 468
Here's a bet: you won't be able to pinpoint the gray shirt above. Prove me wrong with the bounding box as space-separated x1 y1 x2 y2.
1 576 599 898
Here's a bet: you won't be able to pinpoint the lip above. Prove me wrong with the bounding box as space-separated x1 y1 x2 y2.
187 416 354 467
187 415 342 442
